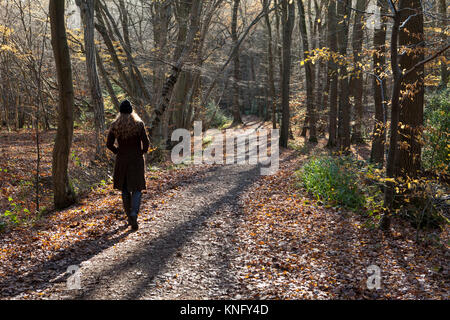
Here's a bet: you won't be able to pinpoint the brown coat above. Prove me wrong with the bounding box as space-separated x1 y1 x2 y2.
106 122 149 191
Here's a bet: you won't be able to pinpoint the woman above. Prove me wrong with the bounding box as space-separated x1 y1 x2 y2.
107 100 149 231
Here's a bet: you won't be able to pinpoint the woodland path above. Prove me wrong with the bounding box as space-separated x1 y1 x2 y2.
44 121 267 299
6 119 446 300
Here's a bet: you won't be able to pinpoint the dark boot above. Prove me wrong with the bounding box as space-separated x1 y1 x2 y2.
122 192 132 226
130 215 138 231
129 190 142 231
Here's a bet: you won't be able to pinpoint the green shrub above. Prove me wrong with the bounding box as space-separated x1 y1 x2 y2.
205 102 232 129
423 87 450 173
295 156 366 210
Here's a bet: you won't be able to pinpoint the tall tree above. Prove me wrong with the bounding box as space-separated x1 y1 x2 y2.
394 0 424 178
49 0 76 209
297 0 317 142
76 0 106 158
94 0 151 124
382 0 402 229
231 0 243 125
279 0 295 148
381 0 448 228
350 0 367 144
336 0 351 152
370 2 387 164
326 0 338 148
263 0 277 129
439 0 448 88
148 0 201 138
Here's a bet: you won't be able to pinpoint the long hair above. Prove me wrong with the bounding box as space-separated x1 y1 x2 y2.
110 111 144 140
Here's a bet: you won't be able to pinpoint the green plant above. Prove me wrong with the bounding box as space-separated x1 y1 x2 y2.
295 156 366 210
2 196 29 227
205 102 232 129
70 150 82 167
423 87 449 173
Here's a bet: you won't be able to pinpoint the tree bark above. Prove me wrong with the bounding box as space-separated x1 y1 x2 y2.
382 2 402 230
395 0 424 178
148 0 201 138
370 3 387 164
279 0 295 148
263 0 277 129
297 0 317 142
49 0 76 209
231 0 243 125
350 0 367 144
76 0 106 158
326 0 338 148
95 48 120 111
439 0 448 88
336 0 351 152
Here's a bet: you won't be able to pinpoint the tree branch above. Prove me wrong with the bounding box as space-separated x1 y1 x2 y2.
403 43 450 77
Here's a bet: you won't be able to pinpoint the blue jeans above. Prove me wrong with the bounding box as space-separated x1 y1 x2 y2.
122 183 142 217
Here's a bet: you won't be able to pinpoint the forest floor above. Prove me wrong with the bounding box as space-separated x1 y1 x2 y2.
0 119 448 300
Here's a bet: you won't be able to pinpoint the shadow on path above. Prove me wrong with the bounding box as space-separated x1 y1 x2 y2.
75 165 260 300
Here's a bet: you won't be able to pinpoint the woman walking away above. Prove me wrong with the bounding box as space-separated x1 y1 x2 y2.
107 100 149 231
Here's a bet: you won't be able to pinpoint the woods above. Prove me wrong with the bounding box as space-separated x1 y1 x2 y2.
0 0 449 301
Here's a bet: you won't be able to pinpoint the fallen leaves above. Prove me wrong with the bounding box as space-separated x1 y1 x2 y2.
234 148 449 300
0 129 214 299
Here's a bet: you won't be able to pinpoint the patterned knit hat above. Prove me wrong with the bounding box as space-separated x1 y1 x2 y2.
119 100 133 114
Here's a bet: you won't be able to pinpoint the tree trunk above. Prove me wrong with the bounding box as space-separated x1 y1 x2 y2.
49 0 76 209
171 0 192 130
297 0 317 142
439 0 448 88
96 48 120 111
336 0 351 152
76 0 105 158
279 0 295 148
231 0 243 125
263 0 277 129
148 0 201 138
350 0 367 144
395 0 424 178
382 5 402 230
370 3 387 164
151 1 171 110
274 0 283 127
326 0 338 148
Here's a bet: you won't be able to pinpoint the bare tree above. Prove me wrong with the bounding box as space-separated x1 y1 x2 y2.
350 0 367 144
49 0 76 209
263 0 277 129
76 0 106 158
231 0 243 125
279 0 295 148
370 1 387 165
336 0 351 152
297 0 317 143
326 0 338 148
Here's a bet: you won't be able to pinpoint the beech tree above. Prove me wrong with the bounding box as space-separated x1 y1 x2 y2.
297 0 317 143
370 1 388 165
336 0 351 152
326 0 338 148
49 0 76 209
381 0 449 229
279 0 295 148
231 0 243 126
76 0 106 158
